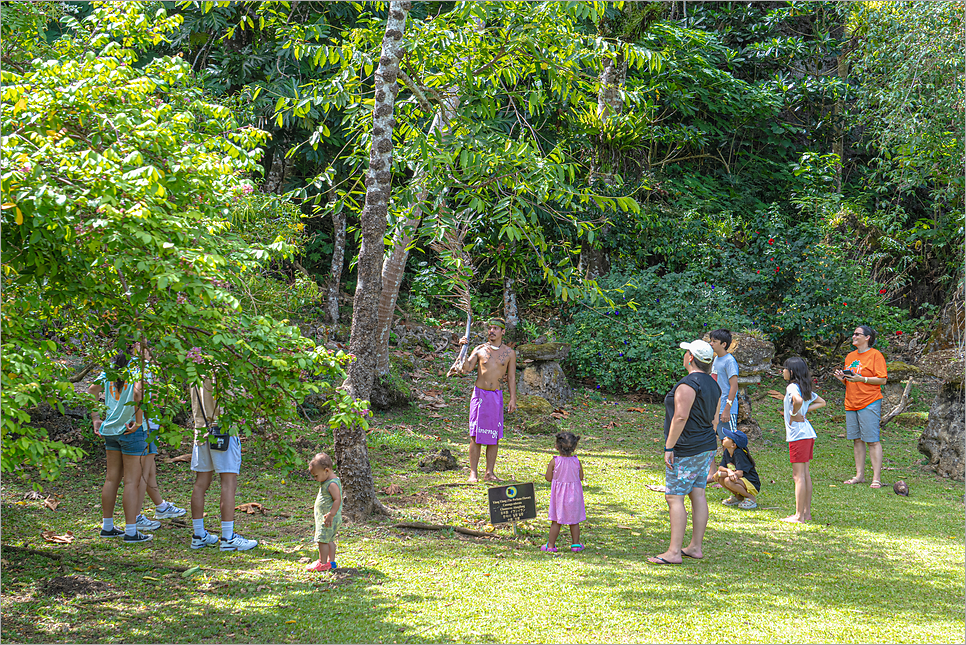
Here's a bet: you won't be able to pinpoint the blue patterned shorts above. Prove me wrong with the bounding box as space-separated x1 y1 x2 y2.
665 450 716 496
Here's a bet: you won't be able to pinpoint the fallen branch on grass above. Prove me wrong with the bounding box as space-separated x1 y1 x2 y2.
392 522 501 538
76 593 130 605
880 379 915 427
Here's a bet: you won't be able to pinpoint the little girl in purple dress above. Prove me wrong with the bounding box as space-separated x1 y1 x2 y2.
541 432 586 553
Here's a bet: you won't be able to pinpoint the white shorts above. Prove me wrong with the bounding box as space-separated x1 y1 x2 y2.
191 435 241 474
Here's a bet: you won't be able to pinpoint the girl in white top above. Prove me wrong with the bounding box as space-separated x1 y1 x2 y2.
770 357 825 523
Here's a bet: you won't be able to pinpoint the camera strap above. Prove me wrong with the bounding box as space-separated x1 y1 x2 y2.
192 384 230 451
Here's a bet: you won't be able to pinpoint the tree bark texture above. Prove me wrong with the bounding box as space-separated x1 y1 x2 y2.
503 275 520 330
374 91 461 375
327 190 346 325
338 0 411 522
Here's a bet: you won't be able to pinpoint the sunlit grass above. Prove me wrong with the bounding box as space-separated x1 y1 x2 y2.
1 362 962 644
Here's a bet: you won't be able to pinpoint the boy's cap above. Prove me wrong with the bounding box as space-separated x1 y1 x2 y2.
721 426 749 450
679 339 714 362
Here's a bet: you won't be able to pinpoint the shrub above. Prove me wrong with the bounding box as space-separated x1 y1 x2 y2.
563 268 752 394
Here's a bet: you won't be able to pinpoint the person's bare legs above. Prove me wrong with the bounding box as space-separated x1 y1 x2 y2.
783 462 810 523
138 455 163 507
706 460 718 485
845 439 867 483
120 454 145 526
719 476 755 503
326 540 337 565
219 473 237 522
191 470 213 521
868 441 883 486
468 438 482 482
547 521 562 548
483 444 499 481
651 494 686 563
568 523 581 546
682 487 708 559
102 450 123 521
803 463 813 520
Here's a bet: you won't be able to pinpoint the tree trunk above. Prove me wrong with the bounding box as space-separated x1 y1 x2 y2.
581 40 626 281
503 276 520 330
374 92 461 375
338 0 410 522
261 146 290 194
326 190 346 326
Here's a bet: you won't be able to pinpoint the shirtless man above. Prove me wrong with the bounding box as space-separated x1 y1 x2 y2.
451 317 517 482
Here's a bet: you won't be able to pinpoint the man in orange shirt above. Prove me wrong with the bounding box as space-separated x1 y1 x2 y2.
834 325 888 489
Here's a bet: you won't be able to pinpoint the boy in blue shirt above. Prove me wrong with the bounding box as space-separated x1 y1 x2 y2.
707 329 739 485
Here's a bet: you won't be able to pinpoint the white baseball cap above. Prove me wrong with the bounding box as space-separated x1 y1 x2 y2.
679 339 714 363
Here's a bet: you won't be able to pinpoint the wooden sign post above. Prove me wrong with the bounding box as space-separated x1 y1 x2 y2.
487 483 537 537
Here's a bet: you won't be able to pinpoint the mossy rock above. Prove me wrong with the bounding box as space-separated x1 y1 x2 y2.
517 343 570 361
893 411 929 428
370 368 413 411
515 395 552 416
391 354 416 372
886 361 922 380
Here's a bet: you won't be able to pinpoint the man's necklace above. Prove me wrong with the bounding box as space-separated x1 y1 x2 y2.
487 343 502 351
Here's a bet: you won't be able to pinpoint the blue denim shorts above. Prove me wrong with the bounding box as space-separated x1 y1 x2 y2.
665 450 716 496
846 399 882 443
104 428 149 456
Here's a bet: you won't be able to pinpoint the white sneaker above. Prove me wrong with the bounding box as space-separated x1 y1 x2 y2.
136 514 162 530
154 503 187 520
220 533 258 552
191 532 220 549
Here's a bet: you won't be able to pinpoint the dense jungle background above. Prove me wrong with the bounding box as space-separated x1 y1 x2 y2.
2 1 963 492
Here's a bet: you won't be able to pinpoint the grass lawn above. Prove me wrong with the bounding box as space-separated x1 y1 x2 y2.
2 356 963 644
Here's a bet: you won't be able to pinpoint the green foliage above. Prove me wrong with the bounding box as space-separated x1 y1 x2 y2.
0 2 364 483
563 268 752 393
848 1 965 205
0 1 65 63
716 206 911 349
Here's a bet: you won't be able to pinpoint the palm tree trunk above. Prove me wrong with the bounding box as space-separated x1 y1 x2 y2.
339 0 411 522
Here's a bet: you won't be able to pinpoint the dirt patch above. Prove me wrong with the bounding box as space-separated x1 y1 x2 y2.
39 575 112 598
327 567 363 586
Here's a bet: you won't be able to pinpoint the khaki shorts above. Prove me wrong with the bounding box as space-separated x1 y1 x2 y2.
191 435 241 474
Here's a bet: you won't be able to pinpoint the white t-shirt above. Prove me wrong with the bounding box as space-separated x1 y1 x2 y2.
784 383 817 442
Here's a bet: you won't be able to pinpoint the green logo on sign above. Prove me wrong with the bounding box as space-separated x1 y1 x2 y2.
506 486 517 498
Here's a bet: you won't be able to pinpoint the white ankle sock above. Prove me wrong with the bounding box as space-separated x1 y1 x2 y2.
221 521 234 540
192 518 205 537
125 524 137 537
102 518 114 531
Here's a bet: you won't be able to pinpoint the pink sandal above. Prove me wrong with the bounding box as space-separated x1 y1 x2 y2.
305 560 332 572
571 544 585 552
540 544 558 553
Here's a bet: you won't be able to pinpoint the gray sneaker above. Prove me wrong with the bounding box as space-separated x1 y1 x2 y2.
191 532 220 549
220 533 258 552
136 514 162 531
154 503 187 520
123 531 153 544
